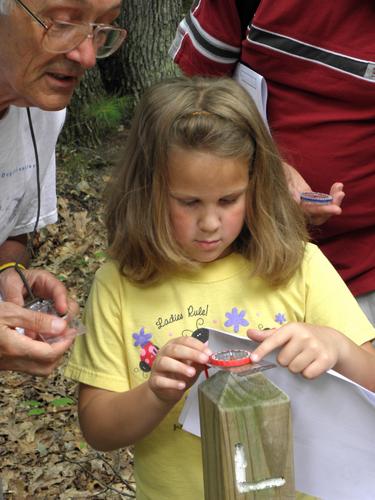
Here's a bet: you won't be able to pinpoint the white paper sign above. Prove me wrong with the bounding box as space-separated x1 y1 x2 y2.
233 62 269 127
180 328 375 500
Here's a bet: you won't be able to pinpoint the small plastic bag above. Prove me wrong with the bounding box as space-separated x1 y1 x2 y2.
22 298 86 344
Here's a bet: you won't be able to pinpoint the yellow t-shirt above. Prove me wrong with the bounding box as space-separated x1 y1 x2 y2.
65 244 374 500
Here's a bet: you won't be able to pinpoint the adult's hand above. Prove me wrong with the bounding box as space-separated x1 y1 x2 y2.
282 162 345 225
300 182 345 226
0 301 74 375
0 267 75 316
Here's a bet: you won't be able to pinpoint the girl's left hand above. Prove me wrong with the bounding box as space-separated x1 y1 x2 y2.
247 323 345 379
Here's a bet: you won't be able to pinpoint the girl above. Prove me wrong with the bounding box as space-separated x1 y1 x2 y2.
65 77 375 499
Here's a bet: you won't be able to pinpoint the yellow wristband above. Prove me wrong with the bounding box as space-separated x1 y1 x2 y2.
0 262 26 273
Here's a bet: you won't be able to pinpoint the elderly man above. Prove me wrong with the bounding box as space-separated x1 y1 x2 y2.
0 0 126 375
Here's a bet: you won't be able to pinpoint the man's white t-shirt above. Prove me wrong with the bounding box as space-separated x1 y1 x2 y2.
0 106 66 246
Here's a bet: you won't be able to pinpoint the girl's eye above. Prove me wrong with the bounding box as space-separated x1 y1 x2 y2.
181 199 198 207
220 197 237 205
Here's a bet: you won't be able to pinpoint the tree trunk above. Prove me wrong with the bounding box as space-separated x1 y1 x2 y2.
100 0 183 100
61 1 184 146
60 66 106 148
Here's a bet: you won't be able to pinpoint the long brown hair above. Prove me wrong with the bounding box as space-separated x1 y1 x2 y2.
106 76 307 285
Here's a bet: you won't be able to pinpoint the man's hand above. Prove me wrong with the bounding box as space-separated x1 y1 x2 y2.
0 301 74 375
0 267 76 316
282 162 345 225
300 182 345 226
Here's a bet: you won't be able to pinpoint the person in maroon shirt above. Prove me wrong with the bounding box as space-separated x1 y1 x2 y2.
170 0 375 324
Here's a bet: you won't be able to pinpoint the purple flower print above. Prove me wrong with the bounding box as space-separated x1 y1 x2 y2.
132 327 152 347
224 307 249 333
274 313 286 325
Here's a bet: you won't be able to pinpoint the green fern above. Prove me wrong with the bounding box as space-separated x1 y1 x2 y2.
84 95 133 129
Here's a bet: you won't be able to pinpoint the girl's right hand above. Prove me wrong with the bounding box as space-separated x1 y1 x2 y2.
148 336 212 404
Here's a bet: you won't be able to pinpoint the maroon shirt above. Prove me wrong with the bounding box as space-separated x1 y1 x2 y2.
170 0 375 296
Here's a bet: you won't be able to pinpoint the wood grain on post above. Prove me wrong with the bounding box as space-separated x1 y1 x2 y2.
198 370 295 500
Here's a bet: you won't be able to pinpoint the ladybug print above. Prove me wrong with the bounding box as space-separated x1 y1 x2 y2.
139 341 159 372
132 327 159 373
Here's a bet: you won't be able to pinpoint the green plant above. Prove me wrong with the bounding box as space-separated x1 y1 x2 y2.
84 95 134 132
22 397 74 417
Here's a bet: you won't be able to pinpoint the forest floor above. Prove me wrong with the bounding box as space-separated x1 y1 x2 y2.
0 129 136 499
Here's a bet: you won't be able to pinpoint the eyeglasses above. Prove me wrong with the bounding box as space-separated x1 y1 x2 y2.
14 0 127 59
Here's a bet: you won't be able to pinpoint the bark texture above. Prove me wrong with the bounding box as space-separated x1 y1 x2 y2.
100 0 183 100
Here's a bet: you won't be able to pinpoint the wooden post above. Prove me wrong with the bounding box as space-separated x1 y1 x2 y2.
198 370 295 500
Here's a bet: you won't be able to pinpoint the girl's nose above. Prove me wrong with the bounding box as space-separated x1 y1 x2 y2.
198 210 221 233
